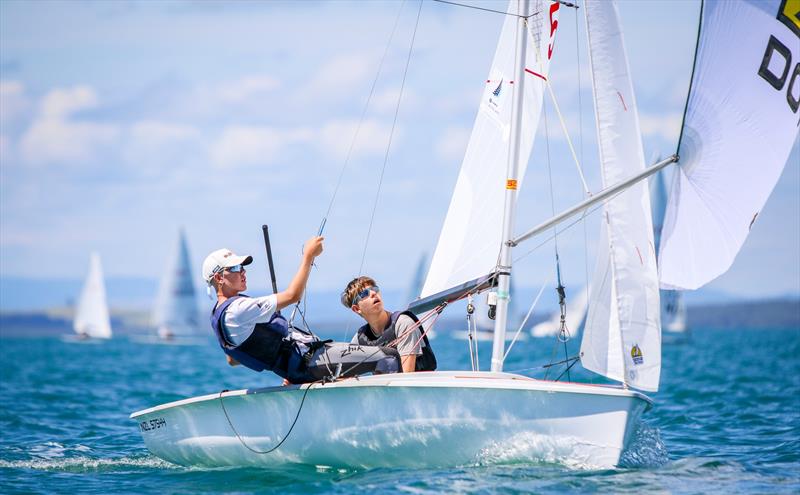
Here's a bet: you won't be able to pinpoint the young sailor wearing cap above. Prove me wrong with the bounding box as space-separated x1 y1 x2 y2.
204 236 401 384
342 276 436 373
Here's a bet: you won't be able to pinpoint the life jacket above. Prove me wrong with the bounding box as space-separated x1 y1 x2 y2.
356 311 437 371
210 295 296 377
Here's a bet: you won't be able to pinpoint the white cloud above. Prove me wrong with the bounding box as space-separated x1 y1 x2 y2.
130 121 199 144
302 53 374 102
20 119 119 165
0 80 31 127
435 126 470 161
18 86 120 165
39 85 98 119
639 112 682 142
210 125 313 168
217 75 280 104
317 119 395 159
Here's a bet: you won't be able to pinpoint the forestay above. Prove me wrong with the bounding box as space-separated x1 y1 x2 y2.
420 0 558 299
580 0 661 392
659 0 800 290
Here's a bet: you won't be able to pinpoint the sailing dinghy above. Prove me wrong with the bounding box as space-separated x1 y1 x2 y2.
131 0 798 469
68 252 112 341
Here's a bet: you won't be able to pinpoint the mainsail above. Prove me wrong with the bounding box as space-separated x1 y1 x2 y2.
658 0 800 290
420 0 557 300
74 252 112 339
153 229 199 338
580 0 661 391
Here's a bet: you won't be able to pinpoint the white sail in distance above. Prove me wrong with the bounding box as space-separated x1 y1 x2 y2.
651 169 687 333
421 0 558 299
74 252 112 339
580 0 661 391
154 229 199 338
659 0 800 290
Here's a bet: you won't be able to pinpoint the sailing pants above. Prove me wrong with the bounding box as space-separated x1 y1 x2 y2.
285 343 401 384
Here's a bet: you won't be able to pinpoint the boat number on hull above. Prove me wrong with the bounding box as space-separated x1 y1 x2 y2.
139 417 167 432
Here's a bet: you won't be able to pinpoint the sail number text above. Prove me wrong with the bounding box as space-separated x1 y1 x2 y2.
139 417 167 432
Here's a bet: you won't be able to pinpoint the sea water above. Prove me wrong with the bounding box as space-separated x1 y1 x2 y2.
1 325 798 494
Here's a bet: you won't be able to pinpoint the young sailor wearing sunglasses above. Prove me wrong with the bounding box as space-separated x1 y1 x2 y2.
342 276 436 373
203 237 401 384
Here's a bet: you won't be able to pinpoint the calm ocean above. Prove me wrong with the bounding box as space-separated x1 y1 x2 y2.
1 325 798 494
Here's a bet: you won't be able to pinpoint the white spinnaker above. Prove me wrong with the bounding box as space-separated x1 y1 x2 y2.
421 0 558 298
74 252 112 339
580 0 661 391
154 230 199 338
659 0 800 290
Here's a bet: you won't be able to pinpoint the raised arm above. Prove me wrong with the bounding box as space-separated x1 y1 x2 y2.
275 236 323 310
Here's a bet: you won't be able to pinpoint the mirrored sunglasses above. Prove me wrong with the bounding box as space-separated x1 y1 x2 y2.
352 285 380 306
224 264 245 274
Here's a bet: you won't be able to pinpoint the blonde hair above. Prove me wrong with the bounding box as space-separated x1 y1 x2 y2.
340 276 376 308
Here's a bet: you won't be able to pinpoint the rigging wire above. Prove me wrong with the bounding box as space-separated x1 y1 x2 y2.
357 0 424 276
319 0 407 233
501 281 547 363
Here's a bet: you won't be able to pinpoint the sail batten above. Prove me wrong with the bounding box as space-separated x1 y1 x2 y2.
659 0 800 290
580 0 661 392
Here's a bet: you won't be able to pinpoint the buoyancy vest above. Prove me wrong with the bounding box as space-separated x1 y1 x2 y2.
356 311 437 371
210 295 295 376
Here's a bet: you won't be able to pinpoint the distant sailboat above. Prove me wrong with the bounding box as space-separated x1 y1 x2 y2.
651 169 688 339
71 252 112 340
530 287 587 338
135 229 203 345
458 282 528 342
406 253 428 303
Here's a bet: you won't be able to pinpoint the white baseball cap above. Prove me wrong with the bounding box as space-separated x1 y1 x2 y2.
202 248 253 284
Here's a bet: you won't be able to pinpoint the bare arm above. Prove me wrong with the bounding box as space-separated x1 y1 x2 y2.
400 354 417 373
276 236 324 310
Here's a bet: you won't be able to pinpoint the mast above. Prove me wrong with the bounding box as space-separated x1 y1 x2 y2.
491 0 530 372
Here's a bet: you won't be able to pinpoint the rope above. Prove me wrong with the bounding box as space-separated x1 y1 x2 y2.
217 383 317 455
358 0 424 276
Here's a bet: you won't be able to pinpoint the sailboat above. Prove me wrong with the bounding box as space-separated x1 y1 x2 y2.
650 169 689 340
135 230 204 345
455 281 528 342
68 252 112 341
131 0 797 469
530 286 587 338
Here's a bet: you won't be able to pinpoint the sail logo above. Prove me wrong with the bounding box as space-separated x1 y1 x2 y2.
758 0 800 115
486 74 504 113
631 344 644 365
492 79 503 97
777 0 800 37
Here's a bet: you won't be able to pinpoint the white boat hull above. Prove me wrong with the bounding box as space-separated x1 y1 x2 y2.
131 371 650 469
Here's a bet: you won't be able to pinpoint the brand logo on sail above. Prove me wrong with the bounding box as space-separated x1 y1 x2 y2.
486 74 503 113
492 78 503 97
631 344 644 365
758 0 800 115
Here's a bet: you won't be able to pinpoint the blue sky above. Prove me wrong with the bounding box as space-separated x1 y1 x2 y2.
1 0 798 309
